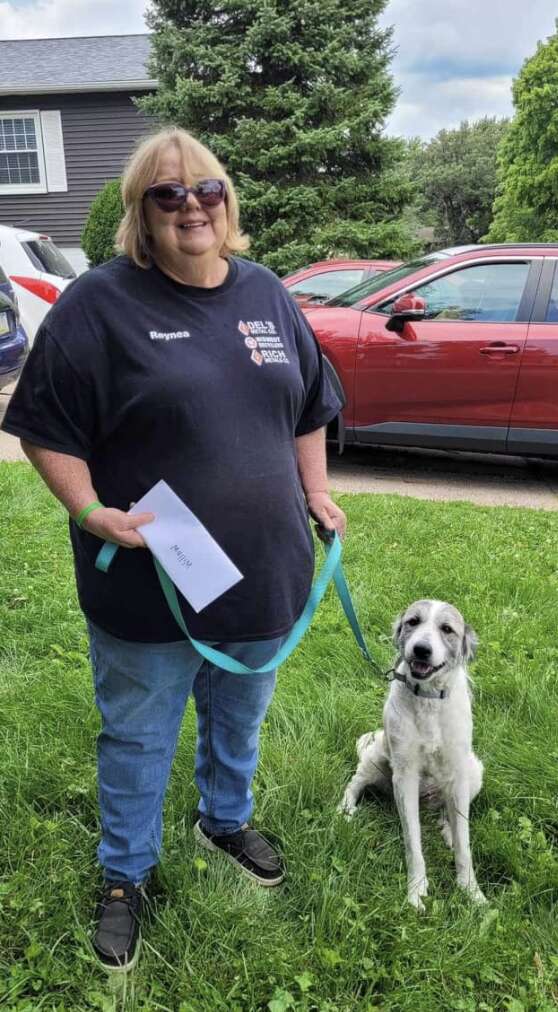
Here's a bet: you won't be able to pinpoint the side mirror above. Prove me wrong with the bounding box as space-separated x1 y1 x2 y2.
386 293 426 333
294 293 324 306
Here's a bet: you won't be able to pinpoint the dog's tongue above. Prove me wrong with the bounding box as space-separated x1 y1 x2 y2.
411 661 432 676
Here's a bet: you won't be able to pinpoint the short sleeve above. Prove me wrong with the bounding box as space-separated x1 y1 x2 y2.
287 298 345 436
1 325 97 458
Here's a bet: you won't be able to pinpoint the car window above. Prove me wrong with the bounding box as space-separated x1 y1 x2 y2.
545 265 558 321
288 269 364 301
0 260 9 285
22 239 76 279
380 262 531 322
328 256 441 307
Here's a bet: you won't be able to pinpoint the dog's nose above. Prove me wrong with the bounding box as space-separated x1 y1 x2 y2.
412 641 432 661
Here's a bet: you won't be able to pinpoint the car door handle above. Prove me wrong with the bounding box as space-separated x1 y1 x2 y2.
479 343 520 355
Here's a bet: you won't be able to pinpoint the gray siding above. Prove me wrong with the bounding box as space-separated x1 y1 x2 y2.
0 91 154 246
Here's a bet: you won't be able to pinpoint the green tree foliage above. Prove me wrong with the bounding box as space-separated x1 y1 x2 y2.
487 24 558 242
138 0 419 274
81 179 124 267
409 119 508 248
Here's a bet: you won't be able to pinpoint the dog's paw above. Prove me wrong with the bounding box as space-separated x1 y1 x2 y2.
337 800 357 820
337 789 360 819
407 890 426 913
457 875 487 905
467 884 488 906
407 876 428 912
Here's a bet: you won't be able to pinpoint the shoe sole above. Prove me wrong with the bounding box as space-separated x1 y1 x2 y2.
194 821 285 887
95 932 141 974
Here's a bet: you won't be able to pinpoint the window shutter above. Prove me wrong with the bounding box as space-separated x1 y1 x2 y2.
40 110 68 192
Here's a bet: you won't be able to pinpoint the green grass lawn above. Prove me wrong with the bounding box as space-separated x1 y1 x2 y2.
1 461 557 1012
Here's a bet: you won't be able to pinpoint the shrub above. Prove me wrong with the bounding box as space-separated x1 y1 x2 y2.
81 179 124 266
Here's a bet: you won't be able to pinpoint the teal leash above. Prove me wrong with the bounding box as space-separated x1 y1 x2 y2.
95 528 376 675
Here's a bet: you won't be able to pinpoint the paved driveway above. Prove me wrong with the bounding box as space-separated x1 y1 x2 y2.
2 383 558 509
328 443 558 510
0 384 24 460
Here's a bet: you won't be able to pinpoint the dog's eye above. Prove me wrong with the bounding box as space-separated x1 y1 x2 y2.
406 616 420 627
441 624 454 635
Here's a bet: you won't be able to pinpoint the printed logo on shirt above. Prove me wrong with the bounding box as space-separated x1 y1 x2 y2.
239 319 277 336
149 330 190 341
238 319 290 366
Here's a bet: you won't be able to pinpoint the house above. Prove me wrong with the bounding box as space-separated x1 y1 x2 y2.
0 34 156 265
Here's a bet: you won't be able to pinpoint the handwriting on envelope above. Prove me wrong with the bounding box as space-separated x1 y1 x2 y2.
129 480 243 613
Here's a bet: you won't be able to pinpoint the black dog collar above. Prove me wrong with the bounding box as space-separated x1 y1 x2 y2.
386 667 450 700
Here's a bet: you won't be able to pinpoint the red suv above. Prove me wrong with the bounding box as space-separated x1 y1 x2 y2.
282 258 400 309
304 245 558 458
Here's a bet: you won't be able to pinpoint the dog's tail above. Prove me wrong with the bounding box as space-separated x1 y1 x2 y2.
356 730 382 759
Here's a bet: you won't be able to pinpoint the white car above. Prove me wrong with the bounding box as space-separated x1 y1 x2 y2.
0 225 77 342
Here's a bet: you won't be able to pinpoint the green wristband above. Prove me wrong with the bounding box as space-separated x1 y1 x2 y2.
75 500 104 528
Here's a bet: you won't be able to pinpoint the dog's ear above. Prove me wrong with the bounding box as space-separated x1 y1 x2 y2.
462 624 478 662
392 613 404 647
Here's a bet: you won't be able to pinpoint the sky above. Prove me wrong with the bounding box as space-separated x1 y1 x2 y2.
1 0 557 140
379 0 558 138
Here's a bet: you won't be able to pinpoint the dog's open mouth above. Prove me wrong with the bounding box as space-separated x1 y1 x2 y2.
409 660 445 680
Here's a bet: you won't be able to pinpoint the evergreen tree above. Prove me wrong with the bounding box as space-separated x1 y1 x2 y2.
409 119 508 248
487 24 558 242
139 0 418 274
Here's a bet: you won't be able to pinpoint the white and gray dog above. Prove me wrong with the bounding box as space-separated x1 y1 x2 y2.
339 599 486 910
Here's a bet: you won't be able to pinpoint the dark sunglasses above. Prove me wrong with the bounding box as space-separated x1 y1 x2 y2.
144 179 226 212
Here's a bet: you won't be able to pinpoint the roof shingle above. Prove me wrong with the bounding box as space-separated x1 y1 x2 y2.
0 34 155 94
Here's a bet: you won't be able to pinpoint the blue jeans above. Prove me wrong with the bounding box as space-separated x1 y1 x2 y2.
87 620 284 884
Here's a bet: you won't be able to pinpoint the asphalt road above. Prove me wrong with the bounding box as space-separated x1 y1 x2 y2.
2 383 558 509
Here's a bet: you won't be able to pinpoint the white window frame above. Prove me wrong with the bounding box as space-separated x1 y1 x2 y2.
0 109 56 195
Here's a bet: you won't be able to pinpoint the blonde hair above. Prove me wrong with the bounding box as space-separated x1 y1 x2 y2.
116 127 250 268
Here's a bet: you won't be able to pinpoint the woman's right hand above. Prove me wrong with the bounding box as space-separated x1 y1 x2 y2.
83 507 155 548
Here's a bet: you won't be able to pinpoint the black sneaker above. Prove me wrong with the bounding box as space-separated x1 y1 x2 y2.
92 880 144 972
194 820 285 886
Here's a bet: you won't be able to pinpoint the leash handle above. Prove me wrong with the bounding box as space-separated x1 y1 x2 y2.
315 523 335 545
95 531 374 674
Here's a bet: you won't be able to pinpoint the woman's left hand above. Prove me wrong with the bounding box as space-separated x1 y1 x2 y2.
306 491 347 540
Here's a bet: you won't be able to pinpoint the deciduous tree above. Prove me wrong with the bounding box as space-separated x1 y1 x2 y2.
487 24 558 242
409 119 508 248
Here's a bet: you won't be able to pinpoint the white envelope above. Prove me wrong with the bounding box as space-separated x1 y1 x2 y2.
129 480 243 613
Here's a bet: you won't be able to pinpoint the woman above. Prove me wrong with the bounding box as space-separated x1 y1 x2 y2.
2 127 346 971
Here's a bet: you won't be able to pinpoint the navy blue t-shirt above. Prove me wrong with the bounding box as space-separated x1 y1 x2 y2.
3 255 342 642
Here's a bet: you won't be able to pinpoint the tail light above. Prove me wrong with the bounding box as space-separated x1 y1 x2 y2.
10 275 61 305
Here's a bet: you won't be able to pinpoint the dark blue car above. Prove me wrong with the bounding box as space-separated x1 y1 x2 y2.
0 261 28 391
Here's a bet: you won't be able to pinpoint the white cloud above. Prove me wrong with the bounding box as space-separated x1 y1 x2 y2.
380 0 558 137
386 74 514 139
0 0 148 39
382 0 557 75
